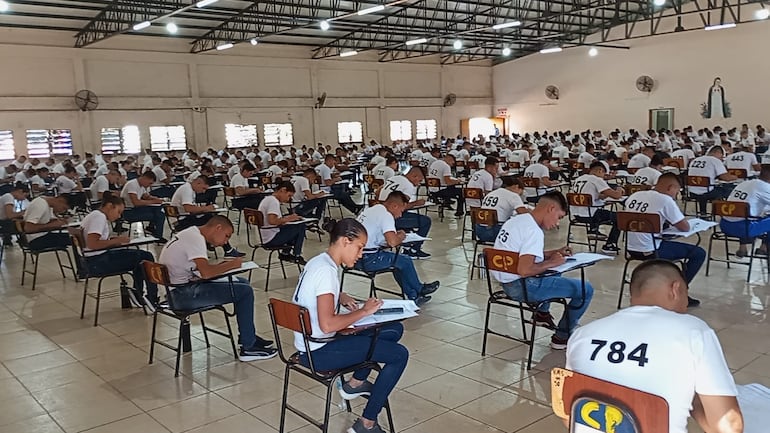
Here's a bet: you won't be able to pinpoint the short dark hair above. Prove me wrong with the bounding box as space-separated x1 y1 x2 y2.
328 217 367 245
276 181 295 193
100 191 125 207
629 259 685 296
650 155 664 167
539 190 568 212
589 161 605 171
657 172 680 186
205 215 234 231
501 176 524 189
141 171 157 181
386 156 398 165
484 156 498 167
241 162 256 172
384 191 409 203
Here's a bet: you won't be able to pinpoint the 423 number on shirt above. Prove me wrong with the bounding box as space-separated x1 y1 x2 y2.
589 339 649 367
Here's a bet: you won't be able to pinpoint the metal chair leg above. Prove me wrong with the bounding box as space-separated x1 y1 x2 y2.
149 310 159 364
80 278 89 319
199 312 211 348
481 301 493 356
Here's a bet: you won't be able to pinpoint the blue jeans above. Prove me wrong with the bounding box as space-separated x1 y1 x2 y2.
123 206 165 238
630 240 706 283
331 184 359 214
151 185 175 198
265 224 306 256
294 198 327 219
169 276 260 349
86 249 158 303
299 322 408 421
720 217 770 244
232 195 264 211
354 251 422 300
395 211 431 250
576 209 620 244
502 275 594 339
475 224 501 243
692 185 734 215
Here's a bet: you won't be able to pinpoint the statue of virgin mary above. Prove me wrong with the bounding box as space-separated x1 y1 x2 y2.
704 77 729 119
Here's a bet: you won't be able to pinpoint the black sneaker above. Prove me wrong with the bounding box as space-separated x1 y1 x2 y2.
601 244 620 254
421 281 440 296
293 256 307 266
587 231 607 241
550 334 569 350
414 295 432 307
411 249 431 260
225 248 246 258
278 252 293 262
239 346 278 362
254 336 274 348
401 248 418 259
534 311 557 330
347 419 386 433
339 380 374 400
687 296 701 308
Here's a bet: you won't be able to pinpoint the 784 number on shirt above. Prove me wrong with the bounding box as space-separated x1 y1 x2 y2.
589 339 649 366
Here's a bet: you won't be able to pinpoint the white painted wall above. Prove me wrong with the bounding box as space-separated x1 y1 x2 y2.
0 30 492 156
493 21 770 133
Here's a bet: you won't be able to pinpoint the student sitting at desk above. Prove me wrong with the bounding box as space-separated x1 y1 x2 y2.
377 167 432 259
292 218 408 433
290 168 328 221
492 191 594 350
476 176 527 242
688 145 738 216
317 154 362 215
90 169 121 203
229 162 265 210
23 195 72 251
171 175 245 258
158 215 276 361
80 192 158 310
466 157 498 208
624 172 705 307
257 181 307 265
0 183 28 245
720 165 770 257
120 171 166 243
566 260 743 433
55 166 83 194
355 191 439 306
570 162 624 254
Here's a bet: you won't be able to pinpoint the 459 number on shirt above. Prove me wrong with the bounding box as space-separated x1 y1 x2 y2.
589 339 649 366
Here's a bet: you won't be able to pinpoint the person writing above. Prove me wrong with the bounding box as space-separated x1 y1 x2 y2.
292 218 408 433
566 260 743 433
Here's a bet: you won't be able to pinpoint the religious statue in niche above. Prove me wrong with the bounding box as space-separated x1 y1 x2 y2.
700 77 732 119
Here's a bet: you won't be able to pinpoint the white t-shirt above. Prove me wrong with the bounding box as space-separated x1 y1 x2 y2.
230 173 249 189
291 176 312 202
267 164 283 180
480 188 525 222
420 153 437 168
374 165 395 181
0 193 16 220
566 305 736 433
257 195 282 243
378 175 417 202
80 210 111 257
624 190 685 252
152 166 167 184
552 145 570 162
627 153 651 169
688 155 726 195
56 175 77 194
523 163 550 197
577 152 595 167
369 155 386 167
491 213 544 283
357 204 396 250
171 182 196 214
94 164 109 178
29 175 46 188
631 167 661 186
24 197 55 242
316 164 334 193
158 226 209 285
467 169 494 208
121 179 147 209
723 179 770 221
292 252 340 352
428 159 452 189
570 174 611 218
91 175 110 201
725 151 758 174
671 149 695 167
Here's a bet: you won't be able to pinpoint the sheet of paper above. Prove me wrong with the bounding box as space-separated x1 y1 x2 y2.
737 383 770 433
285 217 318 225
403 233 431 243
130 235 158 244
548 252 614 273
661 218 717 237
347 299 420 328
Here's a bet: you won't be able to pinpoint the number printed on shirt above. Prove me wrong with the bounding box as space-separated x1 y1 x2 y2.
384 180 398 192
482 196 499 207
573 180 588 193
589 339 649 367
732 190 748 200
472 173 481 182
633 176 648 185
498 229 509 243
690 160 707 169
430 169 438 177
731 155 744 161
626 199 649 213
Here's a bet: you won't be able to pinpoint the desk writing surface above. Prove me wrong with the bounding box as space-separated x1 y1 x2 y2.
660 218 717 238
345 299 419 328
548 253 613 274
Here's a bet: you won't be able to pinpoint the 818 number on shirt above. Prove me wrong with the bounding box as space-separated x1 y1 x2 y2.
589 339 649 367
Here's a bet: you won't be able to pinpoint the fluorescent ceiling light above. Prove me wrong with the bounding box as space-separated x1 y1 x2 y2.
492 21 522 30
453 39 462 50
250 38 258 46
540 47 563 54
0 1 9 12
340 50 358 57
704 23 736 31
358 5 385 15
132 21 151 31
756 8 770 19
320 20 330 31
196 0 218 7
216 42 234 51
588 47 598 57
653 0 665 6
165 22 178 34
502 47 512 56
405 37 427 46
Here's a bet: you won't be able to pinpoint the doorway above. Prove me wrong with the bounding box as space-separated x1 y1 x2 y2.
649 108 674 131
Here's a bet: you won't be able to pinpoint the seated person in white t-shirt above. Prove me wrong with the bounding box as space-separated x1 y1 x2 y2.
90 169 121 203
725 143 760 176
570 162 624 253
292 218 407 433
627 146 655 170
29 167 50 193
0 183 28 244
257 181 307 264
476 176 527 242
317 154 361 215
373 157 397 181
427 154 464 217
291 168 328 221
631 155 663 186
688 146 738 216
229 162 265 210
377 167 432 259
566 260 742 433
466 157 498 208
492 191 594 349
624 173 705 307
720 165 770 257
576 143 596 168
80 193 158 308
158 216 276 361
23 195 72 252
523 155 559 202
120 171 166 242
355 191 439 305
55 166 82 194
